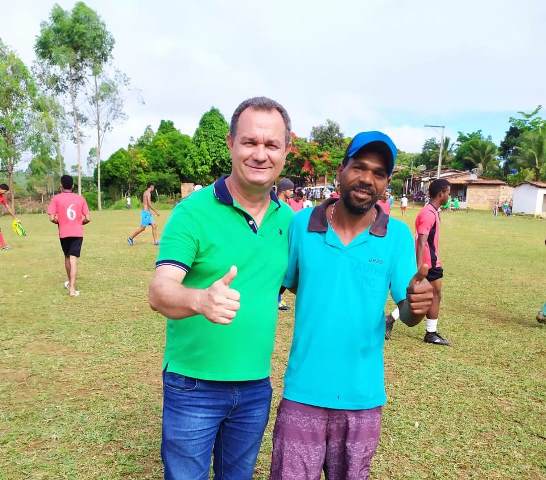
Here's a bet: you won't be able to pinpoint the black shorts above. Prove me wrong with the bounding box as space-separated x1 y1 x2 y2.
60 237 83 257
427 266 443 282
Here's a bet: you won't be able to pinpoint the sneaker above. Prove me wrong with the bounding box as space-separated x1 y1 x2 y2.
0 245 11 250
64 281 69 289
424 331 450 346
385 314 395 340
537 311 545 324
127 237 134 246
154 241 160 246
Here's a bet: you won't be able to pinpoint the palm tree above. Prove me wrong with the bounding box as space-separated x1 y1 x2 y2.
515 127 546 181
464 140 499 176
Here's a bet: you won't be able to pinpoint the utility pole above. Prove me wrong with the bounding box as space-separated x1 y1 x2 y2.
424 124 445 178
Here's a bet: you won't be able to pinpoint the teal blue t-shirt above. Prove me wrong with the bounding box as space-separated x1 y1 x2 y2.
282 200 416 409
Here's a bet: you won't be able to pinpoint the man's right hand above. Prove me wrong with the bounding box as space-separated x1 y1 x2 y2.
198 266 240 325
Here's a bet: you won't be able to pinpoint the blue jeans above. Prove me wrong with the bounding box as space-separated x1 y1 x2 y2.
161 371 272 480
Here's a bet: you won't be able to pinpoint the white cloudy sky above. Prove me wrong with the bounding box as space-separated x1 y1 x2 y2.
2 0 545 168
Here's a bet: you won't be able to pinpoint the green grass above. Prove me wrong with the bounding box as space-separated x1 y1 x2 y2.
1 207 545 479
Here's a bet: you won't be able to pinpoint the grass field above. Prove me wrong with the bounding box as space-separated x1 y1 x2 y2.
1 206 545 479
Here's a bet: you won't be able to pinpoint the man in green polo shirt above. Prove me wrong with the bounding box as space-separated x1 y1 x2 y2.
148 97 293 480
270 131 434 480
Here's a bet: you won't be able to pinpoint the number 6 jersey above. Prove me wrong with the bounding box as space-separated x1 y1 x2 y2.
47 192 90 238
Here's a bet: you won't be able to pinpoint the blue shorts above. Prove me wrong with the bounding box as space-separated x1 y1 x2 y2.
141 210 154 227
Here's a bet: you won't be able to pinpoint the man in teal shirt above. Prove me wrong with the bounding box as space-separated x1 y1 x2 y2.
270 131 434 480
149 97 293 480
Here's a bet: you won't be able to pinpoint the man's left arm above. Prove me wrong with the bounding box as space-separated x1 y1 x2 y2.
390 225 433 327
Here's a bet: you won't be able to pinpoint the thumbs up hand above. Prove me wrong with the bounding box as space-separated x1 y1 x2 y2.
406 264 434 316
199 266 241 325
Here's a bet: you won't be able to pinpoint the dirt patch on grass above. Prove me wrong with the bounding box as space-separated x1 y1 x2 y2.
25 340 90 357
0 368 31 384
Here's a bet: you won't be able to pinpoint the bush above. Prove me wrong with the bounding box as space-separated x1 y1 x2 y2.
82 192 98 210
108 196 141 210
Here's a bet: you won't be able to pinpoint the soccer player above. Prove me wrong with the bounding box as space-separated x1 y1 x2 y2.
127 182 160 246
386 179 451 345
270 131 433 479
0 183 18 250
47 175 91 297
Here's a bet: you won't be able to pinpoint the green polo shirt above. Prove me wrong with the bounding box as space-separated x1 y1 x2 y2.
156 176 293 381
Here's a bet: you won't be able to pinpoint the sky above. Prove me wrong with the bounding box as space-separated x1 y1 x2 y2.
2 0 545 169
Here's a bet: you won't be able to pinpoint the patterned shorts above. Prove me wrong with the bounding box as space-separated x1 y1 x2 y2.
270 399 382 480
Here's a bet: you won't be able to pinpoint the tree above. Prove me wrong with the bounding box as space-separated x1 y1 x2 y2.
192 108 230 181
499 106 545 176
101 147 146 198
87 68 128 209
310 119 345 150
0 39 40 209
418 137 454 171
463 140 499 176
514 127 546 181
35 2 115 195
145 125 196 184
27 144 60 195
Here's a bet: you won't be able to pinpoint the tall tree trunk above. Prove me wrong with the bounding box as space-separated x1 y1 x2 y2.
54 126 63 178
94 75 102 210
7 158 14 211
69 81 82 195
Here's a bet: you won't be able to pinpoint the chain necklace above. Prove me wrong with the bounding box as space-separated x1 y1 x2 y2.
328 200 377 231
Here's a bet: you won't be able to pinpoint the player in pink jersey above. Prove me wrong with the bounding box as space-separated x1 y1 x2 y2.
0 183 19 250
47 175 91 297
385 178 451 345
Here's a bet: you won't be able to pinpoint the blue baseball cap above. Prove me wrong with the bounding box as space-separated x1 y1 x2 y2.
343 131 397 176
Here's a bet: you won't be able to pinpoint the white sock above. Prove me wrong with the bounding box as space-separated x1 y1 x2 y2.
391 307 400 320
426 319 438 333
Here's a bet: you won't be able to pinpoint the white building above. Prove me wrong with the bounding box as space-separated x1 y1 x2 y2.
512 181 546 217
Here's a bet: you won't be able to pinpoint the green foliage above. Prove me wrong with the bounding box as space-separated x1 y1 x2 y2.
506 168 535 186
109 196 140 210
452 130 485 170
416 136 454 171
310 119 345 150
513 127 546 180
100 121 198 198
82 191 98 210
499 106 545 177
145 128 195 181
192 107 230 181
35 2 114 80
461 138 499 176
389 178 403 195
0 39 44 201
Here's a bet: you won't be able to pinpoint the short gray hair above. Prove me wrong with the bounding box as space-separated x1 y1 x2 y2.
230 96 292 145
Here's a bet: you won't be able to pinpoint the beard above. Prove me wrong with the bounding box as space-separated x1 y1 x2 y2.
341 183 381 215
